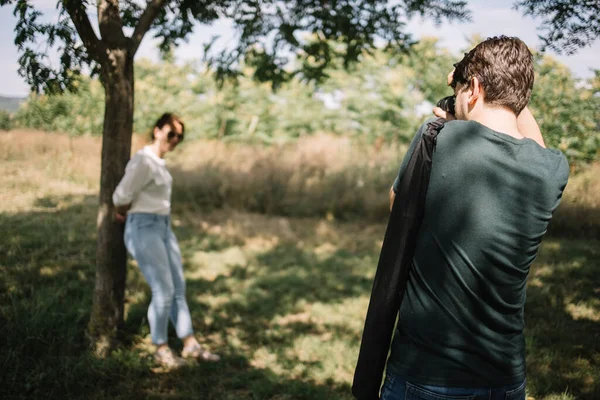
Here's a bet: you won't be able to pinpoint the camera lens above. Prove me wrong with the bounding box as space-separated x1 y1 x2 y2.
437 96 455 116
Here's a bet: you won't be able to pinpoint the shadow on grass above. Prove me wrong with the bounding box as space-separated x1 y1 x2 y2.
0 194 357 399
192 245 372 321
0 195 99 398
173 244 371 392
524 239 600 399
1 193 598 399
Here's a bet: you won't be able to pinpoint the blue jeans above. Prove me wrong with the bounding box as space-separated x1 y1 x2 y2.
380 374 526 400
124 213 194 345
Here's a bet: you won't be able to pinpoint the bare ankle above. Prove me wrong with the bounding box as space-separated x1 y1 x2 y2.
156 343 169 352
182 335 199 349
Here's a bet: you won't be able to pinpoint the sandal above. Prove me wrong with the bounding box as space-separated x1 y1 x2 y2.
181 343 221 362
154 347 187 368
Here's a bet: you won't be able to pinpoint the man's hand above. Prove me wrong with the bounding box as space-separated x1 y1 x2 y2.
432 106 456 120
433 68 457 120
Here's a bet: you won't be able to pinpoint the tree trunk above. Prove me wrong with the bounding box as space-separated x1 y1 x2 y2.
88 47 134 357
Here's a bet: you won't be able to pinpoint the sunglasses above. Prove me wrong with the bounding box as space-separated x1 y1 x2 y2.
167 130 184 142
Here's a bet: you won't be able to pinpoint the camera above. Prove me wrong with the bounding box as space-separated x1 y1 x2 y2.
437 96 455 116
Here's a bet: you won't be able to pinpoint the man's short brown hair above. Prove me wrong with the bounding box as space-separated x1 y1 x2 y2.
452 36 534 115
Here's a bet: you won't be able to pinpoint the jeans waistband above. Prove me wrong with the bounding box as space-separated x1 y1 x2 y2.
127 213 170 222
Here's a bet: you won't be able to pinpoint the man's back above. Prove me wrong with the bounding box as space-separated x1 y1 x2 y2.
387 119 569 387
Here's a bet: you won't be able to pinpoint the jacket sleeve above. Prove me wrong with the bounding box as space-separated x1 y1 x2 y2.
392 119 435 193
112 154 152 207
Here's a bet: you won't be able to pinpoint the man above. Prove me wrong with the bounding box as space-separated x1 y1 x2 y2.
382 36 569 399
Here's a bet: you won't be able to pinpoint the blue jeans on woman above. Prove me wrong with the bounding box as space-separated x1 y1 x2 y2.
125 213 194 345
380 374 526 400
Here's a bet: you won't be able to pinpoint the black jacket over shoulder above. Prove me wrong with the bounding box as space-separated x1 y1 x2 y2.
352 118 446 400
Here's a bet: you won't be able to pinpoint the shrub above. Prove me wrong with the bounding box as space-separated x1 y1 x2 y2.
0 110 12 130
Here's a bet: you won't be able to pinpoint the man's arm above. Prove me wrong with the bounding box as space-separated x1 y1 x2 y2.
389 186 395 212
517 107 546 148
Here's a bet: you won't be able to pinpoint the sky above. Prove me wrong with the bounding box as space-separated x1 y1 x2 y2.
0 0 598 97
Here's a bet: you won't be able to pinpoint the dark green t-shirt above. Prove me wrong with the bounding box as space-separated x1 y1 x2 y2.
387 119 569 387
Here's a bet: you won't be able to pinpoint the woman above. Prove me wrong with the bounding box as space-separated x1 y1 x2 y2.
113 113 219 368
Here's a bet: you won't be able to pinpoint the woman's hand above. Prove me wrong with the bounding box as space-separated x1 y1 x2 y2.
115 211 127 223
114 204 130 223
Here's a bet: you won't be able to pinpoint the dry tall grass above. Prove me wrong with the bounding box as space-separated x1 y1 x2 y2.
548 162 600 237
0 130 100 213
1 130 598 235
170 134 402 220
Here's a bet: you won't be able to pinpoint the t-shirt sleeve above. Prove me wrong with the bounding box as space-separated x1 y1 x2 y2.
392 120 431 193
550 151 570 208
112 154 152 207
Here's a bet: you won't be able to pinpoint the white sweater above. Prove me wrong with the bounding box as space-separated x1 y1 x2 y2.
112 146 172 215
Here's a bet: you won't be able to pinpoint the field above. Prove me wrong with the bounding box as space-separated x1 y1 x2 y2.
1 130 598 399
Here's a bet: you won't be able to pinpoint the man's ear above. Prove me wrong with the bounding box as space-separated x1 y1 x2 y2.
469 76 482 104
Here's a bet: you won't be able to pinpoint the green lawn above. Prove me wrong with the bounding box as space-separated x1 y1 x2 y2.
0 194 598 399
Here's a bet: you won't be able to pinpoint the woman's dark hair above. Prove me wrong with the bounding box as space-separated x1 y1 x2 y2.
150 113 185 140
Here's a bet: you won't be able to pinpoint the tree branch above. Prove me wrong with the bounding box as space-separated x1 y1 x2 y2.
97 0 128 46
62 0 103 61
131 0 167 55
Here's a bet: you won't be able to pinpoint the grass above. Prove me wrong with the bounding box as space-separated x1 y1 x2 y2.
0 130 598 399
